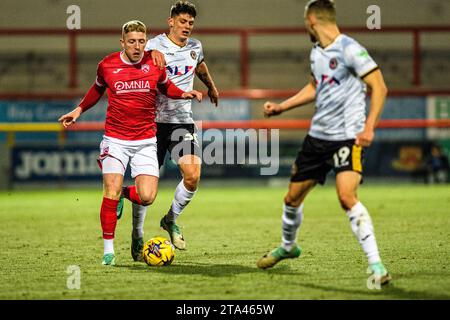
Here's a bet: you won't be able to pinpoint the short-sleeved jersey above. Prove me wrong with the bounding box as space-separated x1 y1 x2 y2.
96 51 168 141
145 33 204 124
309 34 378 141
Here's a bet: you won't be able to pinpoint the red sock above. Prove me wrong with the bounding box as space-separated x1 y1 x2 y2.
100 197 118 239
123 186 142 205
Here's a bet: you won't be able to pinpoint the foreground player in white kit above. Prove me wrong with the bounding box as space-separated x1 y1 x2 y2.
257 0 391 285
126 1 219 259
58 20 202 266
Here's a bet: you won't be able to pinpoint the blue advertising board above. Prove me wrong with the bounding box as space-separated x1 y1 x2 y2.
0 99 107 123
0 98 249 123
12 145 102 181
0 98 250 143
11 140 434 183
369 96 427 141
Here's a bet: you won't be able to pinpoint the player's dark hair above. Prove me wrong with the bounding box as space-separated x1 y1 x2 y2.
170 1 197 18
305 0 336 22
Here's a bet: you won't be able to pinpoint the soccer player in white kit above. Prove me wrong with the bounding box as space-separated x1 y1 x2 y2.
126 1 219 259
257 0 391 285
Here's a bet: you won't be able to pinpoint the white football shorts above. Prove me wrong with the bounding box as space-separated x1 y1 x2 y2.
97 135 159 178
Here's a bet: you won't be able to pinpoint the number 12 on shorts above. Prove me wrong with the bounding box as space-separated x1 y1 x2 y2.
333 146 351 168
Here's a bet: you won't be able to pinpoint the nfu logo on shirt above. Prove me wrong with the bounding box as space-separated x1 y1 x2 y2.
166 65 194 76
314 58 341 88
315 74 341 88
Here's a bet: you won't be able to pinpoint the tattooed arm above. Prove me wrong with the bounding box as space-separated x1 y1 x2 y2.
195 61 219 106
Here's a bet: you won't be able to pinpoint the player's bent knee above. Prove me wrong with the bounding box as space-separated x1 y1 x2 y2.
338 193 357 211
284 194 302 208
139 193 157 206
104 189 122 200
140 200 154 206
182 168 200 191
103 183 122 200
184 173 200 190
137 187 158 206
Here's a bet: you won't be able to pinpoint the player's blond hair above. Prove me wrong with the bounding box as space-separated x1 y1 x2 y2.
121 20 147 36
304 0 336 23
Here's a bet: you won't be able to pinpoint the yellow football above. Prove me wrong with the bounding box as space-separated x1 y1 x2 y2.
142 236 175 266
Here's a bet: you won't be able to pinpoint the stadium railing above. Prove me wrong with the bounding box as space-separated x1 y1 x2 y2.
1 25 450 89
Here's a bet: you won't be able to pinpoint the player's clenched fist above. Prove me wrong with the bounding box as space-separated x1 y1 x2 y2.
263 101 283 118
58 106 82 128
355 128 375 147
208 87 219 107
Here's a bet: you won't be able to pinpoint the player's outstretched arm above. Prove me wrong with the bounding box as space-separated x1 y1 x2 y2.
58 83 105 128
195 62 219 106
263 77 316 118
158 78 202 102
356 69 388 147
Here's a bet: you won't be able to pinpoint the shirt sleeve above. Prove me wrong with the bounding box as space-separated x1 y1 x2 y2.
79 83 106 112
197 41 205 65
344 41 378 78
309 48 316 78
145 38 158 52
158 68 168 84
95 61 106 87
80 60 106 112
158 78 185 99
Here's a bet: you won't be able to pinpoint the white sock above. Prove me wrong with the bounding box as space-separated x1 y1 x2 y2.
346 202 381 265
132 203 147 239
103 239 114 255
166 180 196 222
281 203 304 251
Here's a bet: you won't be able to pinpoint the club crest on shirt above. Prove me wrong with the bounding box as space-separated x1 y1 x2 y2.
329 58 338 70
190 50 197 60
141 64 150 73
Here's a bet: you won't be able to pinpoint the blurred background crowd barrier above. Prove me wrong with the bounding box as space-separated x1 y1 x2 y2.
1 0 449 188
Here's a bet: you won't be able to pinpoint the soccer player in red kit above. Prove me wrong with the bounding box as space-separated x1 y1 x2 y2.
58 20 202 265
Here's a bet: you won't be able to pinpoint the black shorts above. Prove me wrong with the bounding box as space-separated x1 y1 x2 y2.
291 135 364 185
156 122 201 168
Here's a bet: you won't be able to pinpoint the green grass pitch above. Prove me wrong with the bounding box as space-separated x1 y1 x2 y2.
0 184 449 299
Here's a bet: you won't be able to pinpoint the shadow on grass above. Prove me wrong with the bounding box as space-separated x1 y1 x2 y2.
115 263 449 299
256 265 306 276
115 262 262 277
296 278 450 300
261 267 450 299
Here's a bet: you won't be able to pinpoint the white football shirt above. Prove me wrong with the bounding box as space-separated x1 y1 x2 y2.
309 34 378 141
145 33 204 124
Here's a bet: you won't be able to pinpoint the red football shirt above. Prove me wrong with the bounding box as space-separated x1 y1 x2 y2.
95 51 169 140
